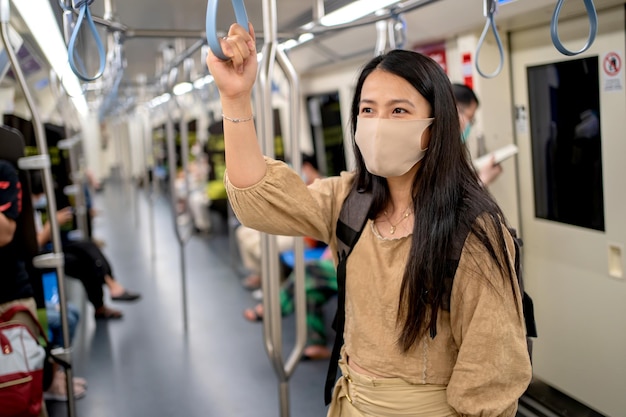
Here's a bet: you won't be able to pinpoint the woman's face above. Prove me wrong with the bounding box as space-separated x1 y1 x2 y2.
358 69 432 149
359 69 432 119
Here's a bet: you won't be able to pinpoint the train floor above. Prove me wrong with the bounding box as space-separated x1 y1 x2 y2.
44 177 604 417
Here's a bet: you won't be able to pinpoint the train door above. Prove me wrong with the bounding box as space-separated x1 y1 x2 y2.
510 6 626 416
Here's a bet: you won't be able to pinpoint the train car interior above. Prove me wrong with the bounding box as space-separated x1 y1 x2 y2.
0 0 624 416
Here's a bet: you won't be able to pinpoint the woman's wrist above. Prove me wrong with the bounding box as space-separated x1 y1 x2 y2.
221 99 254 122
220 94 253 109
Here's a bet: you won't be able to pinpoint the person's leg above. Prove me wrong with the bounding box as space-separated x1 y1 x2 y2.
63 250 105 311
302 261 337 359
188 190 211 232
47 302 81 347
275 235 295 253
236 226 263 289
62 243 122 319
66 240 112 277
65 240 139 301
236 226 262 273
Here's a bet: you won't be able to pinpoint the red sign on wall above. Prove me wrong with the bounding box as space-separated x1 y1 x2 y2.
461 52 473 89
413 41 448 74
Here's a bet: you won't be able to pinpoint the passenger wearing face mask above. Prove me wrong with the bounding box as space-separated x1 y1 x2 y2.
30 172 140 320
452 83 503 186
208 24 530 417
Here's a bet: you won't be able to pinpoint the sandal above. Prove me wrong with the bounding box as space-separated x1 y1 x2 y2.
111 290 141 302
302 345 332 361
44 372 87 401
94 306 123 320
241 274 261 291
243 304 264 322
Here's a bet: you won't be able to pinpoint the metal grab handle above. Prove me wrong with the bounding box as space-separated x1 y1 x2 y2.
68 0 106 81
475 0 504 79
551 0 598 56
205 0 249 60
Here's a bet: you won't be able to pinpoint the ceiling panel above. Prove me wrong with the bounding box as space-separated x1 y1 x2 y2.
35 0 624 114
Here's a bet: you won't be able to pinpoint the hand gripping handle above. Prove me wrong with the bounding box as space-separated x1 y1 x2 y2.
206 0 249 61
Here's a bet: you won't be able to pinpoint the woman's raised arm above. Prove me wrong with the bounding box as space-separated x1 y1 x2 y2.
206 22 266 188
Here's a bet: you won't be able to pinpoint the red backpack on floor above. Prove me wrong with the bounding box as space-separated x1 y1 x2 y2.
0 305 47 417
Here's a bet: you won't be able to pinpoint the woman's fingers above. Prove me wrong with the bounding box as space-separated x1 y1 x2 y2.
206 22 257 98
220 23 255 72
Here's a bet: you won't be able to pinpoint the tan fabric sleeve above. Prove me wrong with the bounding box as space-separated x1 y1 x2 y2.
225 157 354 245
447 217 532 417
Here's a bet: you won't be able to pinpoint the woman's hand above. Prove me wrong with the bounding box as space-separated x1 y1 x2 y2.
56 207 74 227
206 23 257 101
478 155 503 186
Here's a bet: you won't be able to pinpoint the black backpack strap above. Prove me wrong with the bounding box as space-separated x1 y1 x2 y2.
324 187 373 405
508 229 537 339
442 206 479 311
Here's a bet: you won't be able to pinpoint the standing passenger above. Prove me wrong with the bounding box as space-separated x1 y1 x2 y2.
207 23 531 416
452 83 503 186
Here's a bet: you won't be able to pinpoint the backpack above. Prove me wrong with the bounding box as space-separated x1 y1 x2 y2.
0 305 47 417
324 187 537 404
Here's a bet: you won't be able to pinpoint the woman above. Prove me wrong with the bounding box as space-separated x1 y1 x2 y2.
208 23 531 417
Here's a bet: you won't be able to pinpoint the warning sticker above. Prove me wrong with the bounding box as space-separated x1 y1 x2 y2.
603 51 623 92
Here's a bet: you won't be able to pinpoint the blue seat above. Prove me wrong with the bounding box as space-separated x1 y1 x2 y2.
280 247 327 269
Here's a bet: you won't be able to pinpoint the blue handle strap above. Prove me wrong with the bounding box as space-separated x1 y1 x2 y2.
475 0 504 79
206 0 249 61
68 1 106 82
551 0 598 56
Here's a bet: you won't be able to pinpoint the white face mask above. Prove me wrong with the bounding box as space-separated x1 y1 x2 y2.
33 194 47 209
355 117 434 177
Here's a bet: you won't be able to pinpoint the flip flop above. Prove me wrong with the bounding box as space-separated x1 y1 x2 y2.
111 290 141 302
301 345 332 361
241 274 261 290
243 304 264 322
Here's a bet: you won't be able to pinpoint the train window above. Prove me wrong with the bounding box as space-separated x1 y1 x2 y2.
527 56 605 231
306 92 346 177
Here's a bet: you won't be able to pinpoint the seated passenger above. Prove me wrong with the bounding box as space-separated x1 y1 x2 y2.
0 159 49 416
172 145 213 234
243 247 336 360
236 153 322 290
30 174 141 320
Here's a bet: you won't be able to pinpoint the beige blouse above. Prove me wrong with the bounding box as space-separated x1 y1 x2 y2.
226 157 532 417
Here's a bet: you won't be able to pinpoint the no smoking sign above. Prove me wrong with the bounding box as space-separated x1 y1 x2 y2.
604 52 621 77
602 51 623 92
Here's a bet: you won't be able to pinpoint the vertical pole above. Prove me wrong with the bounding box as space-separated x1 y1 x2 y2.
257 0 306 415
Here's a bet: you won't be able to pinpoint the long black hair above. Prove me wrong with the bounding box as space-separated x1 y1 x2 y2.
349 50 516 352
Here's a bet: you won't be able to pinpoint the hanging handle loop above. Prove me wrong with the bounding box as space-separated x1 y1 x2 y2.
475 0 504 79
551 0 598 56
206 0 249 61
67 0 106 81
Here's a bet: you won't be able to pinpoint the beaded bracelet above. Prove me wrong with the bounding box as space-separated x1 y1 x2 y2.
222 113 254 123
